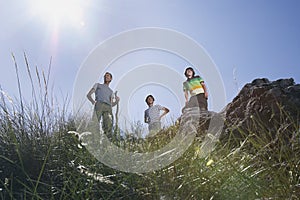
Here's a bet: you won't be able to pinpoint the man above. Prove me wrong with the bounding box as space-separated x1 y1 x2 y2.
183 66 208 111
87 72 120 138
144 95 169 134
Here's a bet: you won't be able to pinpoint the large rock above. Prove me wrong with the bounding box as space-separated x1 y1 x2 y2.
222 78 300 143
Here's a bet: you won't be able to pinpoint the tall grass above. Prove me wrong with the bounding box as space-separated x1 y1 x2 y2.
0 53 71 199
0 54 141 199
0 55 299 199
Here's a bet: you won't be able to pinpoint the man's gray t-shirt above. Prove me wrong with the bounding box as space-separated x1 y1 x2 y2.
93 83 113 105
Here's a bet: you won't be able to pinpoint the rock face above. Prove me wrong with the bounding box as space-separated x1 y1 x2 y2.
222 78 300 142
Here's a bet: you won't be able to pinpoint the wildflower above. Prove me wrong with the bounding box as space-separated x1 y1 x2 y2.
193 146 201 159
206 159 214 166
4 178 9 186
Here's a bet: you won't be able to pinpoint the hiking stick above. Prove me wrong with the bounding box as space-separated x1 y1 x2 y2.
114 91 119 134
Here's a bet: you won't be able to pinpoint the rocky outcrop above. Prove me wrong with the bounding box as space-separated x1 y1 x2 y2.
222 78 300 143
180 78 300 144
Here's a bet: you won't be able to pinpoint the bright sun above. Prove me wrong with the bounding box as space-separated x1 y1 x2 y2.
30 0 86 28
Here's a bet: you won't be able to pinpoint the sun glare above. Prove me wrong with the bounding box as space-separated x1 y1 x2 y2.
30 0 86 28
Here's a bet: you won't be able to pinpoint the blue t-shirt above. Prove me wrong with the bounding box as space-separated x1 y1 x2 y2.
93 83 113 105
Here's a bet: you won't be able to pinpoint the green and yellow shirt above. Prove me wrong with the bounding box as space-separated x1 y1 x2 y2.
183 76 205 96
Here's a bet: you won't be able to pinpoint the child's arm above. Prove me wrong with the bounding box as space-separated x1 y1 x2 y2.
159 107 170 120
201 81 208 99
184 91 189 105
144 111 149 123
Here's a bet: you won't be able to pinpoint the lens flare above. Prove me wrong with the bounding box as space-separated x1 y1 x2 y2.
30 0 86 28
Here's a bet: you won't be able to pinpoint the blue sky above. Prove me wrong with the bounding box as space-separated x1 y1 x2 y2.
0 0 300 131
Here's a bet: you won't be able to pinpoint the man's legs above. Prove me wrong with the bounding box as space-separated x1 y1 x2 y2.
94 101 104 122
101 103 113 139
94 102 112 133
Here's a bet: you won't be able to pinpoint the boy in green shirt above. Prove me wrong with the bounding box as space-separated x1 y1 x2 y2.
183 67 208 111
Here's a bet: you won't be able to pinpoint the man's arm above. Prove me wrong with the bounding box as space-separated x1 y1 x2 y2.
111 96 120 107
87 88 96 105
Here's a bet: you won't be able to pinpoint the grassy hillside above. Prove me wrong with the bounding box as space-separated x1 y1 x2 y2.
0 58 299 199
